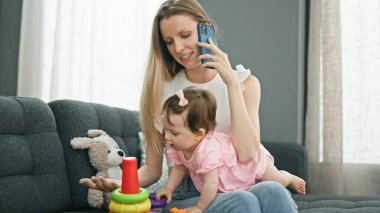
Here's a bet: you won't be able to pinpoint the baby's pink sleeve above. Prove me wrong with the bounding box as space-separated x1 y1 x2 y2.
195 138 224 175
167 148 183 165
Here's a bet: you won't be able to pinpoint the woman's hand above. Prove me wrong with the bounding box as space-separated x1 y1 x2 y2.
156 187 173 204
199 38 261 163
197 38 239 87
79 176 120 192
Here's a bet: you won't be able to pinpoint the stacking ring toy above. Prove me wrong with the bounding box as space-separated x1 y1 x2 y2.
111 188 149 204
109 199 151 213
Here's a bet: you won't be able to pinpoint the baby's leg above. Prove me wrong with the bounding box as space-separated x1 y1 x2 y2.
260 156 306 195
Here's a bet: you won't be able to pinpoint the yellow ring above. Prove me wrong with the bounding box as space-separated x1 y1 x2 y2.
109 199 151 213
111 188 149 204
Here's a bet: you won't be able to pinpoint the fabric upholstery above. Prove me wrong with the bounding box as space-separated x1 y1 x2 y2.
0 96 71 213
294 194 380 212
48 99 140 210
2 96 380 212
262 141 308 194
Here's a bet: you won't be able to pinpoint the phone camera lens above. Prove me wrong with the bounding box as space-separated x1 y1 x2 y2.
202 25 207 34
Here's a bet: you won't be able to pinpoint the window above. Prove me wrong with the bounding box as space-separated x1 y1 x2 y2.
341 0 380 164
18 0 166 110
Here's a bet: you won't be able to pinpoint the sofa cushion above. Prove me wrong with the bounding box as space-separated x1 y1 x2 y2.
0 96 71 212
262 141 308 194
293 194 380 212
49 100 141 210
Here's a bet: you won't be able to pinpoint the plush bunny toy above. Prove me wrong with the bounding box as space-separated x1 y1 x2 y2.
71 129 125 208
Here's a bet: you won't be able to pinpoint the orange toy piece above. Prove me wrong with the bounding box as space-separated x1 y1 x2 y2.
170 207 191 213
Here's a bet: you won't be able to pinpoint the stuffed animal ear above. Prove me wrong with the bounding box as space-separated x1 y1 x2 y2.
87 129 107 138
70 137 94 149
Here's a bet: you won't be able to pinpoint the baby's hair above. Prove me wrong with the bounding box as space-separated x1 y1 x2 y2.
162 86 217 134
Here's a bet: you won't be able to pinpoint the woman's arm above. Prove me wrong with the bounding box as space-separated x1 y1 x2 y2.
138 136 165 188
242 75 261 147
225 75 260 163
198 40 260 163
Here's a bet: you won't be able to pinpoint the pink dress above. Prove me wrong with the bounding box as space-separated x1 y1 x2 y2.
168 131 273 193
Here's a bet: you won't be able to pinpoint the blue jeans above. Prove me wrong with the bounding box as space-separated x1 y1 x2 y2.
162 177 298 213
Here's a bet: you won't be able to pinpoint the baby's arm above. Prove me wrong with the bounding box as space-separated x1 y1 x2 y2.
156 164 187 203
188 168 219 213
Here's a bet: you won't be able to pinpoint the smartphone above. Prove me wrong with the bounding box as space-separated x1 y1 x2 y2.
197 23 216 64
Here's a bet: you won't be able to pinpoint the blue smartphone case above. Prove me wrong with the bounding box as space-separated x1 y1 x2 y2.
197 23 216 64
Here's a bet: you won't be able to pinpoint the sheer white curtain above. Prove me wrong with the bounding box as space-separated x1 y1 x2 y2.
306 0 380 195
18 0 164 110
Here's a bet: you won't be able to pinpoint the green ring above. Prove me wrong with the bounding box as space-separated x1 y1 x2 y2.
111 188 149 204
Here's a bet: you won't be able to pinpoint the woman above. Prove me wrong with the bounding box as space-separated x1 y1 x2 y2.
82 0 298 212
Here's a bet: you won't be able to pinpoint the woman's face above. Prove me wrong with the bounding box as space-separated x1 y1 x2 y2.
159 14 201 70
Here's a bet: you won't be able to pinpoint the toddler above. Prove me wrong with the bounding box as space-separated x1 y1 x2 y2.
156 87 305 213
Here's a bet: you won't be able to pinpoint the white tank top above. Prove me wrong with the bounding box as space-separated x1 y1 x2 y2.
162 64 251 166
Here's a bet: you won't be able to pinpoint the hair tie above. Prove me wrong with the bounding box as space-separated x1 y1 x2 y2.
175 90 188 106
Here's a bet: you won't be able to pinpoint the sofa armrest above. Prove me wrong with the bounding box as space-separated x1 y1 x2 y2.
262 141 308 192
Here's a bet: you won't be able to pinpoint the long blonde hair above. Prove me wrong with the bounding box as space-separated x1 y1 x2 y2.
140 0 219 154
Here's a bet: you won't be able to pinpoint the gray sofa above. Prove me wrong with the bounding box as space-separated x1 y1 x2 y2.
1 96 380 213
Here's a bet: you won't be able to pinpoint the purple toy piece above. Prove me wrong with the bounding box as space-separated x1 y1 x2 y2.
149 193 168 208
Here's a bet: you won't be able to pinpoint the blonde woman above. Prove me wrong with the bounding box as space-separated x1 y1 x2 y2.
81 0 298 212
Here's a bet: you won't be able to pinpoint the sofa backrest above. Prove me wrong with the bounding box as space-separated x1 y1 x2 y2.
49 99 141 210
0 97 71 213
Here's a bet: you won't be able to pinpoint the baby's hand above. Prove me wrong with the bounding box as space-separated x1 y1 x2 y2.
186 206 202 213
156 188 173 203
